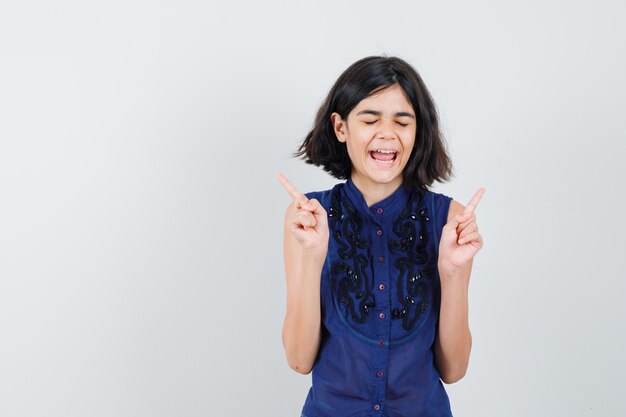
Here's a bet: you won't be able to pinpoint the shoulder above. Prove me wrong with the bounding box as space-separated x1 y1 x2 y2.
424 190 462 223
447 200 465 222
304 183 344 209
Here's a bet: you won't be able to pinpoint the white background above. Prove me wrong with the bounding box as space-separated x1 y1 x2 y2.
1 1 625 416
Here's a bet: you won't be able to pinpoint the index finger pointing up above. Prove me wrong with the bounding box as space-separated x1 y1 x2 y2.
277 172 309 208
464 187 485 214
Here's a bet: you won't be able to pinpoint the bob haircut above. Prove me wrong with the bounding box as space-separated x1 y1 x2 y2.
295 55 453 190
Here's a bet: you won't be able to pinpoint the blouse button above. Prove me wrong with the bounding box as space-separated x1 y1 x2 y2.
376 229 383 236
378 256 384 263
373 404 381 411
377 370 384 378
378 284 385 291
376 208 383 214
377 340 385 347
378 313 385 319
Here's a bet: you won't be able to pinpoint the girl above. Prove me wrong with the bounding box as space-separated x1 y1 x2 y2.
278 55 484 417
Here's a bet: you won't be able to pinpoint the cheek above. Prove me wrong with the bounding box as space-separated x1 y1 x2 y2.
402 135 416 154
400 138 415 165
344 142 361 165
347 137 369 154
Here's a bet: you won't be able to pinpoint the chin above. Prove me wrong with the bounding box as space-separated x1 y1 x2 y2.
367 171 404 186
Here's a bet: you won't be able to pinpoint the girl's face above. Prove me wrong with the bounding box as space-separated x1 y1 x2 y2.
331 84 416 193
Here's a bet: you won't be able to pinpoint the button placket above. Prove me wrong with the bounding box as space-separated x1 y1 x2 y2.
371 206 390 412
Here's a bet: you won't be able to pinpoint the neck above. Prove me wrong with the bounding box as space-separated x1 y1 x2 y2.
351 174 403 207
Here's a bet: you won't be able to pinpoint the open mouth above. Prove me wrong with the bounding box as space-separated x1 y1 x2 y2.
369 149 398 166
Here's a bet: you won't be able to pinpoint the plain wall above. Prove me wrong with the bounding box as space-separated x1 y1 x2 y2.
1 1 625 416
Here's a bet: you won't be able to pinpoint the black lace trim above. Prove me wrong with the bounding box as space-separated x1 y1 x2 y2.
388 189 432 331
329 187 373 324
329 185 434 332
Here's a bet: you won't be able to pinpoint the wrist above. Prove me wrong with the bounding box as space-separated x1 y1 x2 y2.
438 261 471 286
300 246 327 267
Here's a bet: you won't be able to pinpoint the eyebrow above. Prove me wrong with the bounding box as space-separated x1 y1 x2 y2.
356 110 415 118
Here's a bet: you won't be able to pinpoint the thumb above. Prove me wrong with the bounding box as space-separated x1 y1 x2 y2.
443 212 472 233
303 199 328 227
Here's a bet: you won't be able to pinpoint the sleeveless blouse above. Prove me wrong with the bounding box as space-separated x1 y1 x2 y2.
301 178 454 417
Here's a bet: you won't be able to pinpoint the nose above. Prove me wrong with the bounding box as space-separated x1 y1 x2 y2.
376 117 397 140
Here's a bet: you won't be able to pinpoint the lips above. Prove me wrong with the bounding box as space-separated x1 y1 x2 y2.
369 149 398 164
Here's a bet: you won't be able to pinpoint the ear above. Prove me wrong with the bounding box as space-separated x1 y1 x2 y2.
330 112 348 143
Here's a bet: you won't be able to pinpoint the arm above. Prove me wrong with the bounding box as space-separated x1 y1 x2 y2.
281 202 327 374
277 174 329 374
435 193 484 384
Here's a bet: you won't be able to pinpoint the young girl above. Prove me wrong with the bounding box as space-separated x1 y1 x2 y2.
278 56 484 417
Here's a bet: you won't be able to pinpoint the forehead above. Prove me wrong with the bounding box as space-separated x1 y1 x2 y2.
354 84 413 111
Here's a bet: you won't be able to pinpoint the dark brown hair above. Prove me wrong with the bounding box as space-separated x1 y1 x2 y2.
295 55 453 190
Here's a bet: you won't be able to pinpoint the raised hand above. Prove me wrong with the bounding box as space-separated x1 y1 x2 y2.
277 173 329 258
438 188 485 275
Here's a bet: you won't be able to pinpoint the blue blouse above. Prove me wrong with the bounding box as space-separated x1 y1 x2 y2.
301 178 454 417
